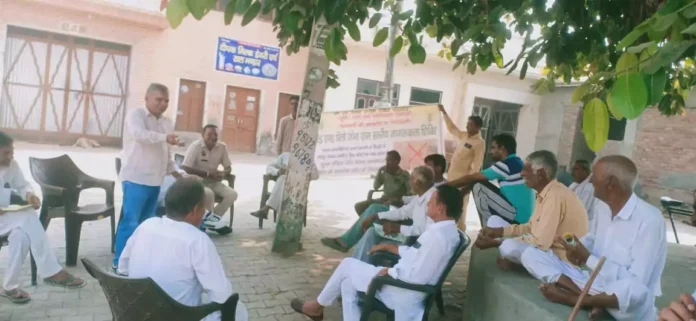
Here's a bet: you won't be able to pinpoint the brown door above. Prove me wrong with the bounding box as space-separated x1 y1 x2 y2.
175 79 206 132
222 86 260 153
276 93 298 133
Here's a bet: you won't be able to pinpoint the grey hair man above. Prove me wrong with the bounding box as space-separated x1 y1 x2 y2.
476 150 588 271
351 165 441 264
521 155 666 321
569 159 599 233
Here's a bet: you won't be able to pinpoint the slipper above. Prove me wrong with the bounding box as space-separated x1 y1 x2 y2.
44 274 87 289
210 226 233 235
250 210 268 220
320 237 348 253
0 289 31 304
290 298 323 321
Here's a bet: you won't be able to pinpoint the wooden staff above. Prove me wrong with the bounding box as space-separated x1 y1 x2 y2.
568 256 606 321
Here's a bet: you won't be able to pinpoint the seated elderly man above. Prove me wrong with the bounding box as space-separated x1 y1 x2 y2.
180 124 236 235
118 178 248 321
521 155 667 321
354 150 411 215
658 291 696 321
0 132 85 303
290 184 463 321
321 155 446 253
250 152 319 220
569 159 598 230
476 150 588 270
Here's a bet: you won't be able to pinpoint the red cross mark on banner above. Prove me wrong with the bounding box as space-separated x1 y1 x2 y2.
407 142 428 164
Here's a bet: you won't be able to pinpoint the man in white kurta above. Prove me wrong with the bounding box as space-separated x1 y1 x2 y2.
569 160 598 232
118 179 247 321
520 155 666 321
250 152 318 219
0 132 84 303
290 184 463 321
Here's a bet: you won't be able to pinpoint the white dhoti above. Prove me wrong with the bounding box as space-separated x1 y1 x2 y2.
0 209 61 290
487 215 530 264
267 175 286 211
317 258 427 321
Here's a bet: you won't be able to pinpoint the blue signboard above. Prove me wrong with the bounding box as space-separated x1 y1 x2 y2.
215 37 280 80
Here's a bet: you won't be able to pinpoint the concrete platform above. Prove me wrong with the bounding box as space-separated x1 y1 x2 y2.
463 244 696 321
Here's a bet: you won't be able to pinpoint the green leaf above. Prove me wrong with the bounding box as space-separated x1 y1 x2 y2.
638 44 658 71
683 5 696 18
610 73 648 120
389 36 403 57
224 0 238 25
519 60 529 79
166 0 189 29
187 0 215 20
644 68 667 106
616 25 648 50
462 25 485 42
241 0 261 26
323 28 336 62
399 10 414 20
369 13 382 28
425 24 438 38
653 13 678 32
682 22 696 35
659 0 683 15
373 27 389 46
452 58 464 71
616 52 639 74
642 40 696 74
408 43 426 64
467 60 477 74
571 83 590 103
345 20 361 41
606 93 624 120
451 39 463 56
582 98 610 152
493 49 504 68
626 42 656 54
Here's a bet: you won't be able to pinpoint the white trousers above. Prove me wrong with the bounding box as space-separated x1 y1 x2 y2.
317 258 426 321
0 209 61 290
267 175 286 211
487 216 529 264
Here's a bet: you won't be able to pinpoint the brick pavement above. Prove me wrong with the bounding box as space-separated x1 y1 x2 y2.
0 145 477 321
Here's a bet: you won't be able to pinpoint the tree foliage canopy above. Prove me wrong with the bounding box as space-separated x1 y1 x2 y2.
164 0 696 151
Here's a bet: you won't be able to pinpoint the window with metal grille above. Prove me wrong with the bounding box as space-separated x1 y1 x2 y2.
409 87 442 105
354 78 400 109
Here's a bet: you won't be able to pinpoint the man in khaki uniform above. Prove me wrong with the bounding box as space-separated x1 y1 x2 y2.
438 104 485 231
181 124 237 235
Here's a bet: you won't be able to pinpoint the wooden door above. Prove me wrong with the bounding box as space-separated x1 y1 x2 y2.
276 93 297 134
175 79 205 132
222 86 259 153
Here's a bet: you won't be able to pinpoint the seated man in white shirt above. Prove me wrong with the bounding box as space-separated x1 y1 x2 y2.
520 155 667 321
569 159 598 231
290 184 463 321
118 178 248 321
0 132 85 304
250 152 319 220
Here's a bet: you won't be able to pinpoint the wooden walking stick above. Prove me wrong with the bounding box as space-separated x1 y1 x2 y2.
568 256 607 321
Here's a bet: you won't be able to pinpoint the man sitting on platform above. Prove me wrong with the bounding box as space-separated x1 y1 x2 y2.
476 150 588 270
353 150 410 215
290 184 463 321
447 133 535 226
520 155 666 321
569 159 598 231
250 152 319 220
181 124 236 235
321 155 446 253
0 132 85 304
118 178 248 321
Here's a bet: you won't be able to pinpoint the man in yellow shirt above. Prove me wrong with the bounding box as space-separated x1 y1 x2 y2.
438 104 485 231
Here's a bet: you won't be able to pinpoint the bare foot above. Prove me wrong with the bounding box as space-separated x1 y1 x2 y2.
496 257 514 271
474 235 501 249
589 307 605 320
539 283 574 306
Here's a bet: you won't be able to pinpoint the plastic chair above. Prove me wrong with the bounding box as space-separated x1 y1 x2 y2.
29 155 115 266
359 230 471 321
81 258 239 321
258 173 307 229
660 196 695 244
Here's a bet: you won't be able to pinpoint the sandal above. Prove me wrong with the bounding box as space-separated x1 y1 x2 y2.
320 237 348 253
44 274 86 289
1 288 31 304
290 298 324 321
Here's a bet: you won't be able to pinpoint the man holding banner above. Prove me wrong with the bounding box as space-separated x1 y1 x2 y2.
438 104 485 231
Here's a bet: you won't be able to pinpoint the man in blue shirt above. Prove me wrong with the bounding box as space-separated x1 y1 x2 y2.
447 133 535 226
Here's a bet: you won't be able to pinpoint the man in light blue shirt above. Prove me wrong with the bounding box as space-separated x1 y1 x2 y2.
447 133 535 226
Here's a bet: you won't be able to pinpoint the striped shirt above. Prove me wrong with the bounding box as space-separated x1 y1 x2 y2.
480 154 535 223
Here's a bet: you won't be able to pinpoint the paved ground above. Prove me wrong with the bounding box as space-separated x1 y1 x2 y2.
1 143 695 321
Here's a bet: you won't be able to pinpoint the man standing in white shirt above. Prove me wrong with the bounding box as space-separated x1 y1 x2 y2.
118 178 247 321
569 159 597 229
290 184 463 321
113 83 183 270
520 155 667 321
0 132 85 304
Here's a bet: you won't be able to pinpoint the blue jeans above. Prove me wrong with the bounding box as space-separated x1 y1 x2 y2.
352 227 402 263
113 181 160 266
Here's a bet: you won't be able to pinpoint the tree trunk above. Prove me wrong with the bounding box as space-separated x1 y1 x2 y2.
272 19 331 255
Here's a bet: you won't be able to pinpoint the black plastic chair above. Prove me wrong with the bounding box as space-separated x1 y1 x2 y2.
0 235 36 285
29 155 115 266
359 230 471 321
258 173 307 229
661 196 695 244
81 258 239 321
